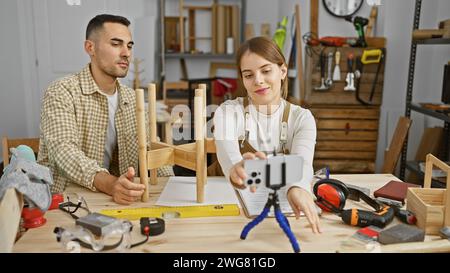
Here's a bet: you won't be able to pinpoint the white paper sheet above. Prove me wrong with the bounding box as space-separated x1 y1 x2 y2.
156 176 240 207
236 186 295 218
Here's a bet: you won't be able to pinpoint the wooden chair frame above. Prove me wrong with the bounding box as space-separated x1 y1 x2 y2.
136 83 216 203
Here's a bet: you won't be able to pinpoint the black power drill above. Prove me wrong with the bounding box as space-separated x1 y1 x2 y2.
340 186 395 228
340 205 395 228
345 16 369 47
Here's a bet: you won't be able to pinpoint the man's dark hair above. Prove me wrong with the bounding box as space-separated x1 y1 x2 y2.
86 14 130 40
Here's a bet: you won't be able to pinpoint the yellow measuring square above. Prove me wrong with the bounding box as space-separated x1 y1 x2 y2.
100 204 240 220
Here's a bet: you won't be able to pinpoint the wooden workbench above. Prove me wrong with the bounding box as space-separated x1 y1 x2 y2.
12 174 442 253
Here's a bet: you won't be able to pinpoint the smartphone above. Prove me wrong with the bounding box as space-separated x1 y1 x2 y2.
244 155 304 189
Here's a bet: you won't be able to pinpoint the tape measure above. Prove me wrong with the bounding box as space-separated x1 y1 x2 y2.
99 204 240 220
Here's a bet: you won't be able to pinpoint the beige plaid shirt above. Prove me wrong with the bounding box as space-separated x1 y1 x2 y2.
38 64 173 193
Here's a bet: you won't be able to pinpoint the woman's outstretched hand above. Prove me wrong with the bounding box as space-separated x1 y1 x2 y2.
287 186 322 234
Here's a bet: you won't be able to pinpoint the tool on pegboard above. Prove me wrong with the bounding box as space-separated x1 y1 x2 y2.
314 51 330 91
332 51 341 81
344 53 356 91
355 49 385 105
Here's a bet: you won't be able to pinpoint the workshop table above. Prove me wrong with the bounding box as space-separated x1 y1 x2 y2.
12 174 442 253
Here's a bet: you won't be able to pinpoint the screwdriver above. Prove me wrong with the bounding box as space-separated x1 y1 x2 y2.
375 197 416 225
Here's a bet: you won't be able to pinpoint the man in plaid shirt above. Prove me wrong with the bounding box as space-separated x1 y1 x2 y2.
38 14 173 204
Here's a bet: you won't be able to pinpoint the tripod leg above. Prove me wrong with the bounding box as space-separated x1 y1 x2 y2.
275 210 300 253
240 207 270 240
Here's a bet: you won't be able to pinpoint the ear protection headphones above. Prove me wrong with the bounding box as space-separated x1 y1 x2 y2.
313 178 349 213
313 178 395 228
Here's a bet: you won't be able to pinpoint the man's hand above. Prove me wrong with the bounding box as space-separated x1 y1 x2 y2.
287 186 322 234
111 167 146 204
94 167 146 205
229 151 266 192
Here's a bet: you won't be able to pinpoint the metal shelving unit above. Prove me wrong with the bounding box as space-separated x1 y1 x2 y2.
413 38 450 45
405 161 447 188
399 0 450 185
409 102 450 123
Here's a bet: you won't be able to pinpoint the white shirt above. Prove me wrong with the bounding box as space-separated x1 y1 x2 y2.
98 89 119 170
213 97 317 192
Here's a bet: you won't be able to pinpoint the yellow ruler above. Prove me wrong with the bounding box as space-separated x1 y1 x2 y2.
99 204 240 220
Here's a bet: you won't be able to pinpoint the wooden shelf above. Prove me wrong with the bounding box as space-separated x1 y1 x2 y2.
164 53 235 59
405 161 446 188
413 38 450 45
409 102 450 122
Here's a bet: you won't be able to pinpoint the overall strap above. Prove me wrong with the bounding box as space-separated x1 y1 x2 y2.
280 101 291 154
240 97 250 148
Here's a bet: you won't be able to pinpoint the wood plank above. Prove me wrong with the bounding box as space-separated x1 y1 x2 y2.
310 0 318 35
179 0 185 52
366 37 386 48
303 54 312 102
216 4 226 54
174 147 197 170
146 148 175 169
188 8 196 51
407 127 444 183
150 141 173 149
317 130 378 141
381 116 412 173
295 4 305 106
225 5 232 39
177 142 196 151
0 189 23 253
314 160 375 173
315 151 376 160
164 81 189 90
412 29 446 40
366 6 378 38
183 6 212 11
211 3 217 54
316 140 377 151
316 119 379 130
231 5 240 53
308 91 383 105
311 108 379 119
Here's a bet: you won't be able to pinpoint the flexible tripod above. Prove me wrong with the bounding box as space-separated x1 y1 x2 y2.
240 160 300 253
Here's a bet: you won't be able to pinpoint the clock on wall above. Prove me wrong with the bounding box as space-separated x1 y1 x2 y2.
323 0 363 18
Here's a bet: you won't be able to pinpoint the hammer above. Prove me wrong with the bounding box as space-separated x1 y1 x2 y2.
314 51 330 91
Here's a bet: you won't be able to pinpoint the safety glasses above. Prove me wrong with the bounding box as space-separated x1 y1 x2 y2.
58 193 91 219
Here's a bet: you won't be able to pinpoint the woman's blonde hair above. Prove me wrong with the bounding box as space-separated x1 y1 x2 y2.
236 36 288 99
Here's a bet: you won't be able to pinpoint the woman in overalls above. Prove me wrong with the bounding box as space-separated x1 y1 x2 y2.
211 36 321 234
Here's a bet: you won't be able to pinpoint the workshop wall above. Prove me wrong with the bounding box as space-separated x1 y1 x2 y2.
0 0 30 162
1 0 449 174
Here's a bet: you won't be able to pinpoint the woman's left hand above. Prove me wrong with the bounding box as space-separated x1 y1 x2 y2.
287 187 322 234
